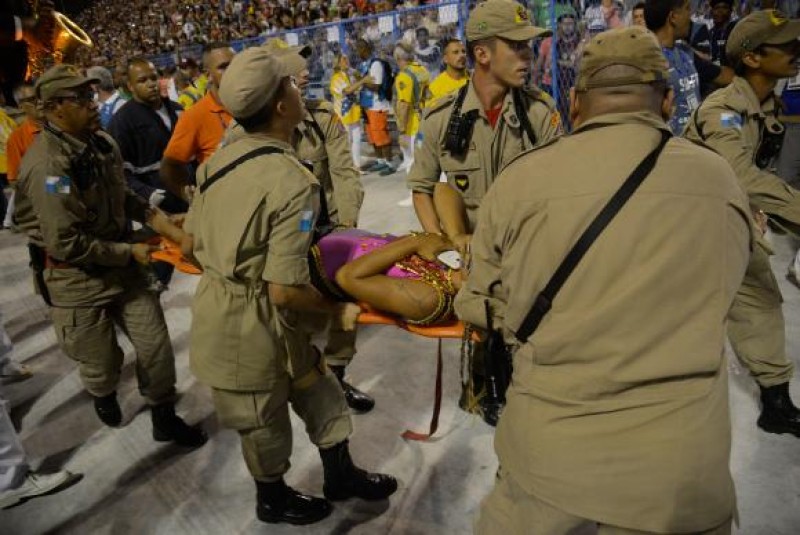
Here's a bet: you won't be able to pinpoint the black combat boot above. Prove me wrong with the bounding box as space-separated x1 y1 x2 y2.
319 440 398 501
255 478 332 525
330 365 375 413
93 392 122 427
151 403 208 448
757 383 800 437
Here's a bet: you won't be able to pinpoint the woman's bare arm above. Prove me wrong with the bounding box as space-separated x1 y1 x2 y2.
335 234 451 322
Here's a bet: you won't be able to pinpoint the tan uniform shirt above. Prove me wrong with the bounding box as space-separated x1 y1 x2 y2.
455 112 752 532
407 79 562 230
186 133 320 392
295 100 363 227
224 100 363 227
14 125 149 307
684 76 800 234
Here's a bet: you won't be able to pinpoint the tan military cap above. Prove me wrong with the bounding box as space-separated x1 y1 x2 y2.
575 27 669 91
466 0 551 42
35 64 100 102
262 38 312 60
219 46 306 121
726 9 800 64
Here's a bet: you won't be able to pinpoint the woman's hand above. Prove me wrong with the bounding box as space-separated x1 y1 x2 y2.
450 233 472 256
415 233 453 261
334 302 362 331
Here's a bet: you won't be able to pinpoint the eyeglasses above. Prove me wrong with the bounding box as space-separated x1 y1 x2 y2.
55 92 95 106
17 96 36 105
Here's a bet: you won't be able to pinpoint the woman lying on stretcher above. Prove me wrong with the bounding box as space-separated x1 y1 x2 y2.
310 184 469 326
179 183 469 325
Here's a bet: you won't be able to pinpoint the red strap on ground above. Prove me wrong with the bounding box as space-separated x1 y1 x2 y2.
401 338 443 441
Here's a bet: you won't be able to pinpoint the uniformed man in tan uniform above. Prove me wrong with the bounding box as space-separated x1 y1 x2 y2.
684 9 800 438
186 47 396 525
407 0 563 247
264 39 373 413
13 65 206 448
223 39 373 412
456 27 751 534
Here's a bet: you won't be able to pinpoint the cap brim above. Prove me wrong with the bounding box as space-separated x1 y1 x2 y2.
53 76 100 94
764 20 800 45
498 25 552 41
277 52 309 77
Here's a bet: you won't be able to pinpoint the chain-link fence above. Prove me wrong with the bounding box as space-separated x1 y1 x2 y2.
145 0 798 133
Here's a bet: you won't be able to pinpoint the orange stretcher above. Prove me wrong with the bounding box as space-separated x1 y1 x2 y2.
149 237 473 440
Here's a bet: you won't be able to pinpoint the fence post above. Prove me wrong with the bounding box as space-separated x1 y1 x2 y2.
549 0 558 111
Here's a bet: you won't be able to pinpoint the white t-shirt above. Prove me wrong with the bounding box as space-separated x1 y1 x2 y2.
155 105 172 130
367 60 391 112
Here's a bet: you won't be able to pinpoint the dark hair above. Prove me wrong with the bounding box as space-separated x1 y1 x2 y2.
644 0 685 31
633 2 646 11
202 41 232 68
356 38 372 51
443 38 463 51
127 56 155 77
466 38 495 62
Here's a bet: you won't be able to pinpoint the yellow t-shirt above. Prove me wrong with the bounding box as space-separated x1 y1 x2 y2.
177 84 204 110
427 70 468 107
329 70 362 126
395 62 430 137
0 108 19 174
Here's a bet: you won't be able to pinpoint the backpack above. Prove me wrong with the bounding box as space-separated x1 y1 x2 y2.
372 58 395 102
401 66 430 111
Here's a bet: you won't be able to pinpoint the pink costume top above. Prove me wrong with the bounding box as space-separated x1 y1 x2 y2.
309 229 456 325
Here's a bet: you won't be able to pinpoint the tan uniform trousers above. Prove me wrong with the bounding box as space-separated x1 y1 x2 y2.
476 470 732 535
211 347 352 482
323 326 357 368
49 288 177 405
727 243 795 387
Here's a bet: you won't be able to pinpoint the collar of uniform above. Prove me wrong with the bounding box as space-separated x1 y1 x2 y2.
572 111 671 135
461 79 517 123
732 76 776 118
296 109 315 137
44 121 88 155
242 132 295 154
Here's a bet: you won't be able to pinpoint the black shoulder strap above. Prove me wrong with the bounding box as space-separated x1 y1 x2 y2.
306 111 326 144
512 88 537 149
198 146 284 194
514 129 671 343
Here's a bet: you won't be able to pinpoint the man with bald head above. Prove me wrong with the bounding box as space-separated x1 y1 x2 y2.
109 58 184 213
108 57 186 287
457 27 751 534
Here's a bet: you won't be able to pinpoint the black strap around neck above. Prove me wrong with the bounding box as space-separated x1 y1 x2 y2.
198 146 284 194
514 129 672 343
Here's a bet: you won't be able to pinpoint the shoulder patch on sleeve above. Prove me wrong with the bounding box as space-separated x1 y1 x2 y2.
45 175 71 195
720 112 743 130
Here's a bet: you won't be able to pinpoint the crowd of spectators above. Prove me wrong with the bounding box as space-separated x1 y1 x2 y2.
74 0 446 64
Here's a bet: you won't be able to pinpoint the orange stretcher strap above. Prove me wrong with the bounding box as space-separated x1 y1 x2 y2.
149 237 203 275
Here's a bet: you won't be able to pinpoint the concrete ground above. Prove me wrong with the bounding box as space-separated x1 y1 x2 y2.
1 166 799 534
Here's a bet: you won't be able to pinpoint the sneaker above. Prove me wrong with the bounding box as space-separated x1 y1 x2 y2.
378 165 397 176
0 470 75 509
0 361 32 384
360 161 382 172
397 195 413 207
